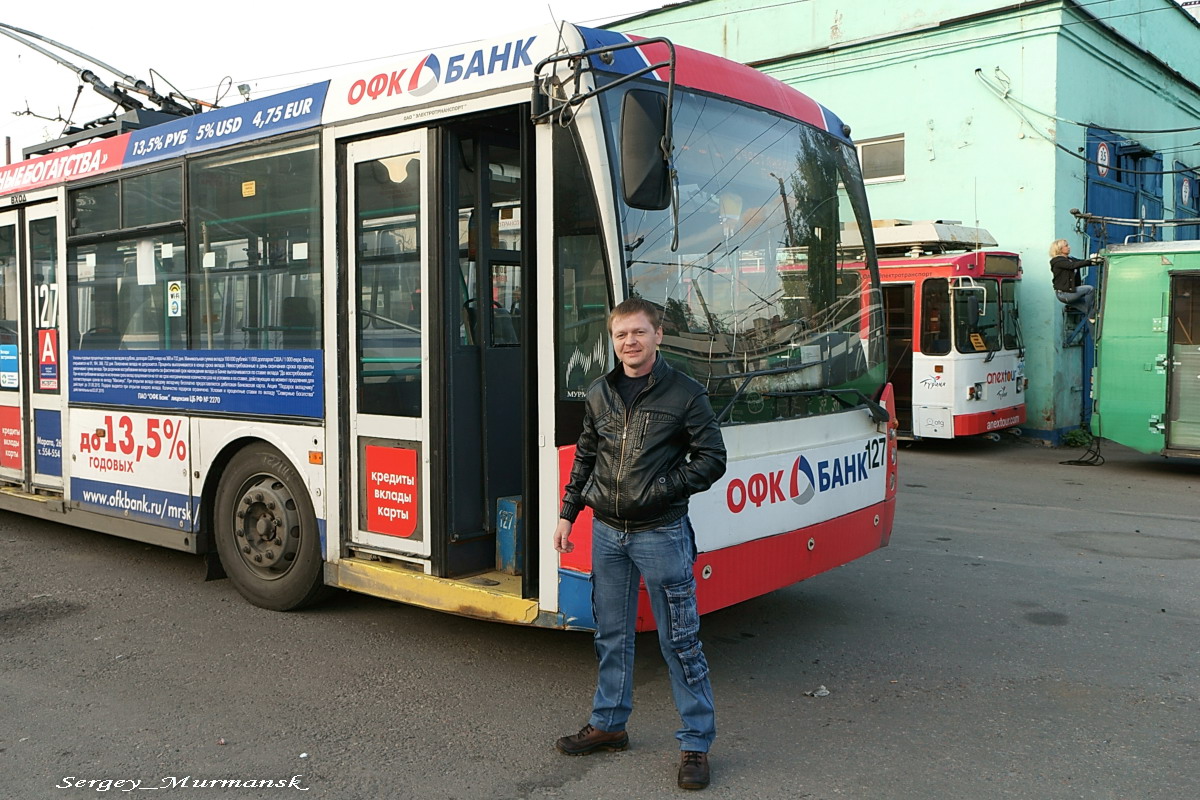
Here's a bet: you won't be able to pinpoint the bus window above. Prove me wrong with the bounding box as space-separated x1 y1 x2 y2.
70 181 120 235
920 278 951 355
0 223 16 390
954 278 1000 353
188 139 321 350
69 234 188 350
1001 279 1021 350
355 153 422 417
487 144 522 347
0 224 16 349
123 168 183 228
455 136 524 348
71 168 182 237
554 125 611 409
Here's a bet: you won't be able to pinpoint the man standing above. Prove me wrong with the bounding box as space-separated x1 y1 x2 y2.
553 297 727 791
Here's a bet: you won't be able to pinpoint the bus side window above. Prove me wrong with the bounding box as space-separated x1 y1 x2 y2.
920 278 951 355
1001 279 1021 350
280 296 316 349
79 325 119 350
189 138 322 352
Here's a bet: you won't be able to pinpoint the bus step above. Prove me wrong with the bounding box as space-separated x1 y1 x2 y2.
331 557 536 624
0 485 65 508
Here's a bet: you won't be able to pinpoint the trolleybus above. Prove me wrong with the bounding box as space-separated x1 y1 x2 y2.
1090 241 1200 458
0 23 897 628
845 221 1026 438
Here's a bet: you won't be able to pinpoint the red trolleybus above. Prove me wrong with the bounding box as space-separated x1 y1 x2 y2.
851 221 1026 439
0 23 896 628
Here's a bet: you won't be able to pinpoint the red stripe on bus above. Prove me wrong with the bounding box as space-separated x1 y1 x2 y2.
630 499 895 632
632 38 828 133
558 444 594 573
953 404 1026 436
0 134 130 196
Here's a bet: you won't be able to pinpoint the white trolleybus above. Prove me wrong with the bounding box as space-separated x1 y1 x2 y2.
846 221 1026 440
0 24 896 629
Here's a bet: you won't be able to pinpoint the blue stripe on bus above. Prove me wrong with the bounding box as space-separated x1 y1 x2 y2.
576 28 655 78
123 82 330 168
72 477 198 531
820 105 851 143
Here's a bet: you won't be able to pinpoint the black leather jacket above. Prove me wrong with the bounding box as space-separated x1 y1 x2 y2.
1050 254 1096 292
560 355 727 532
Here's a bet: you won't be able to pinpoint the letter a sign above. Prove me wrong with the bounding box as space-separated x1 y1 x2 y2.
38 328 58 391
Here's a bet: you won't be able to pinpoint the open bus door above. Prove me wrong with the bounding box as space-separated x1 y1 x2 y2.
440 111 531 584
342 109 534 590
1167 273 1200 454
882 283 914 434
0 203 65 492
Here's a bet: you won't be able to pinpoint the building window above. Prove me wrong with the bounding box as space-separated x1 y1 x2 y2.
858 135 904 182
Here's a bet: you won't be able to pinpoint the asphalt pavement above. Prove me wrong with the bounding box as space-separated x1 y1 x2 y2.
1 435 1197 799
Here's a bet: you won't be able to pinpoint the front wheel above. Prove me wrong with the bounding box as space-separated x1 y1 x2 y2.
214 443 328 611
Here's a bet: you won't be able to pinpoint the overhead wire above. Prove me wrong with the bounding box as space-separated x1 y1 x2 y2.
975 68 1200 175
970 66 1200 138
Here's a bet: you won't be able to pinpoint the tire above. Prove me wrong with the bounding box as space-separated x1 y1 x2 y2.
214 442 329 611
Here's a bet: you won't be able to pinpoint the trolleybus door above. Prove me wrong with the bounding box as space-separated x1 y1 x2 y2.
345 131 432 558
0 203 65 491
0 209 22 486
26 204 64 491
1167 273 1200 453
882 283 915 434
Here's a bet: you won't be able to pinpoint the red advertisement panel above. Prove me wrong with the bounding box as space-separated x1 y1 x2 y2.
365 445 419 537
0 405 22 470
0 135 130 196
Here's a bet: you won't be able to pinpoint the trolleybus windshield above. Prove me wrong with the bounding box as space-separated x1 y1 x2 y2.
600 86 883 424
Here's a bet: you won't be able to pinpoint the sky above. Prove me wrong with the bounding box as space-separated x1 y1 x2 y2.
0 0 662 160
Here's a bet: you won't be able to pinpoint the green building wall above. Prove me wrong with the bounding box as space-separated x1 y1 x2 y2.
609 0 1200 442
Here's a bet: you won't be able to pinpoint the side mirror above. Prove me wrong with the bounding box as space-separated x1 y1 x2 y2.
620 90 671 210
968 294 982 318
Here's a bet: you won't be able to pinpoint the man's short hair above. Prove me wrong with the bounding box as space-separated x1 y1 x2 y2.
608 297 663 332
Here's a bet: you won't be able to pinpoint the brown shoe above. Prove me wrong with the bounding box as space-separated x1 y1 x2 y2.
555 723 629 755
678 750 710 790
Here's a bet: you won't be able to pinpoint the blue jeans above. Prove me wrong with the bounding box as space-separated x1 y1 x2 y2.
1057 284 1095 317
588 516 716 752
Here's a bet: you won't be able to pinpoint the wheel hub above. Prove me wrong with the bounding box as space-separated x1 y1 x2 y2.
233 476 302 579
